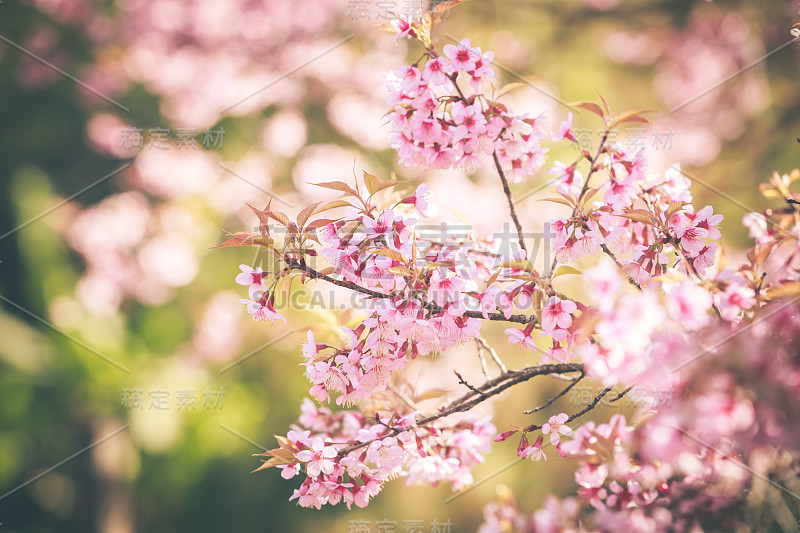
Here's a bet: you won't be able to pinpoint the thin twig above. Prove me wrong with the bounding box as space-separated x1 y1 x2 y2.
600 243 642 290
474 339 490 379
492 150 527 254
476 335 507 373
285 260 536 325
387 383 419 412
523 373 584 414
609 385 634 403
338 363 583 456
524 386 612 432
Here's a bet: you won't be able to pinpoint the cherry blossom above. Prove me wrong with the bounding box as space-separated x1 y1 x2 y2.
541 413 572 446
295 437 338 477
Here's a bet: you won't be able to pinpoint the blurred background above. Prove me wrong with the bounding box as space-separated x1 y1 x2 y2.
0 0 798 531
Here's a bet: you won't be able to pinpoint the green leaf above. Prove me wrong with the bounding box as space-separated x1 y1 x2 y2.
552 265 582 278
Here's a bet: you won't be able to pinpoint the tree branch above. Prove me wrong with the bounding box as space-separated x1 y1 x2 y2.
492 150 528 255
286 259 537 325
524 386 612 432
523 373 584 414
338 362 583 456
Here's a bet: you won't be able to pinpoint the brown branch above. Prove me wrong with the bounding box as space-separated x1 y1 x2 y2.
286 260 537 325
524 386 612 432
600 243 642 290
492 150 528 255
609 385 634 403
523 373 584 414
338 362 583 456
475 335 507 373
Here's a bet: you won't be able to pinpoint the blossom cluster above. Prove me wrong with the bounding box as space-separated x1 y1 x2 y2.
225 11 800 527
254 399 495 509
480 298 800 532
386 34 547 180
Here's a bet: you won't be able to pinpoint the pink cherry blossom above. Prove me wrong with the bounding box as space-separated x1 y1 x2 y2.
295 438 338 477
505 324 538 351
540 296 577 332
235 264 265 291
443 38 478 72
542 413 572 445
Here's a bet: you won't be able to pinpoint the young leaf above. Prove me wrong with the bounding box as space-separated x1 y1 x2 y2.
297 201 322 229
212 232 259 248
569 101 604 118
598 93 612 116
495 259 536 273
387 265 413 276
552 265 582 278
363 171 380 196
268 211 291 226
539 197 574 208
305 218 337 232
611 109 655 126
317 199 355 213
373 179 402 194
617 210 654 225
665 201 686 219
369 248 406 262
313 180 358 197
247 203 272 235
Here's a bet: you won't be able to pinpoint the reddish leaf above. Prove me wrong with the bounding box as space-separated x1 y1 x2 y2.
313 180 358 197
570 101 604 118
212 232 259 248
363 171 380 196
305 218 337 231
297 201 322 229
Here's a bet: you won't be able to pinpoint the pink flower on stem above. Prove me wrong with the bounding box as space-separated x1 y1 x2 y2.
542 413 572 445
479 286 513 319
504 322 537 351
277 462 300 480
451 101 487 140
401 183 434 217
362 210 395 239
239 292 286 324
541 297 577 332
443 38 478 72
520 435 547 461
428 269 465 307
693 242 717 275
295 437 338 477
302 330 327 361
469 50 495 90
390 17 416 44
693 205 723 240
551 112 575 142
235 264 265 291
549 161 584 196
421 56 453 86
366 437 405 472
